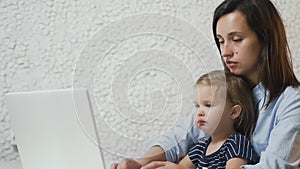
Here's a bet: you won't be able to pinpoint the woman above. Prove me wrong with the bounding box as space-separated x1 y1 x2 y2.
111 0 300 168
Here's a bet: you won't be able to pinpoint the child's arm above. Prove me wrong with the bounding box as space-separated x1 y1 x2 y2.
178 155 196 169
225 157 247 169
141 155 196 169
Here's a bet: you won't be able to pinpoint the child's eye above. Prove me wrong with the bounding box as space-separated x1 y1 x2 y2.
194 104 200 108
205 104 212 108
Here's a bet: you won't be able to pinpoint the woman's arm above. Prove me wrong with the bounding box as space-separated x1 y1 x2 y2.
245 87 300 168
145 112 204 162
111 113 204 169
137 146 166 166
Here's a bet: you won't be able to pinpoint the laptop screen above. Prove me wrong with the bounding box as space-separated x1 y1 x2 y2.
5 88 106 169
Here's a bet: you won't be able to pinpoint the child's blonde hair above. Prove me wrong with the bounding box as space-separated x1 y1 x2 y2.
196 70 257 139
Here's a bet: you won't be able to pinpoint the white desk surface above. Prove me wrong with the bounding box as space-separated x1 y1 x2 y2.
0 161 23 169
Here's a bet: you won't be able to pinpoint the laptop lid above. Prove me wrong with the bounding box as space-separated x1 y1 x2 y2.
5 88 106 169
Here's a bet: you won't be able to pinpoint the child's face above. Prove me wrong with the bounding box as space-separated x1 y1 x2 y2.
194 84 234 136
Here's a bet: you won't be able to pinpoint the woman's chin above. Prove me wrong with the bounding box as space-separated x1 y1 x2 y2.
229 69 243 76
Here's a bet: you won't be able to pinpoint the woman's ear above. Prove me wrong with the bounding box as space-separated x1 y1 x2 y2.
231 105 242 119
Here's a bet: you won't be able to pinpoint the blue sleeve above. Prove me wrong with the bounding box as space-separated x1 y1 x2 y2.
244 87 300 169
145 112 205 162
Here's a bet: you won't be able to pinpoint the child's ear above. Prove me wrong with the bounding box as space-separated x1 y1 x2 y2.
231 105 242 119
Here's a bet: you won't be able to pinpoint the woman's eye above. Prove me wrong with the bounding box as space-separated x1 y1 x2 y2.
218 40 224 44
217 37 224 44
233 38 242 42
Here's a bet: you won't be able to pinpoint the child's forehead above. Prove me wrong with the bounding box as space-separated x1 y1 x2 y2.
195 84 225 91
195 84 226 96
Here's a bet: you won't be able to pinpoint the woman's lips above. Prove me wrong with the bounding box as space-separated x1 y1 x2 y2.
226 61 237 68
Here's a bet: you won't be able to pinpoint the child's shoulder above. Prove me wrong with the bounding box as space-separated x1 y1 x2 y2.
226 133 249 145
229 132 248 139
198 136 211 144
223 133 259 163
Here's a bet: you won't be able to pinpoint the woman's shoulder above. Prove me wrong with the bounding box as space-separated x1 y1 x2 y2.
253 83 300 98
273 86 300 117
278 86 300 104
282 86 300 97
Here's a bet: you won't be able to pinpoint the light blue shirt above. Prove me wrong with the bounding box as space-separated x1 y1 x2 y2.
146 83 300 168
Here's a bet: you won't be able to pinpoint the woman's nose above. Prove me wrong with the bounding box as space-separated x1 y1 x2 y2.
221 42 234 58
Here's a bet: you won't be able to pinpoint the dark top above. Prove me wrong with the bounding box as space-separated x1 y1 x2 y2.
188 133 259 169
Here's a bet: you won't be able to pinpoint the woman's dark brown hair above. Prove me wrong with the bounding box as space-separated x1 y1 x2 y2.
212 0 300 107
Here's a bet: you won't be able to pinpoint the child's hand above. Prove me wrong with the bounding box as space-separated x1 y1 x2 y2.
141 161 183 169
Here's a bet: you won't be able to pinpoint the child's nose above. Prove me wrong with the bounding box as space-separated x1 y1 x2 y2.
197 109 205 117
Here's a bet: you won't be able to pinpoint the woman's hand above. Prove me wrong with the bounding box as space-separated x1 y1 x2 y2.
110 158 142 169
141 161 183 169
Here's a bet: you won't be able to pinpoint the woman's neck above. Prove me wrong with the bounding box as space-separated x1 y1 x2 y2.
246 71 260 87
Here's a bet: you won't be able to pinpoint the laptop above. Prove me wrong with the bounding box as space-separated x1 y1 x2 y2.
4 88 106 169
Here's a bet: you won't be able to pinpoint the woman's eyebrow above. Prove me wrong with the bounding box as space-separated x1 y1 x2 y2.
216 31 245 37
216 34 223 38
228 31 245 36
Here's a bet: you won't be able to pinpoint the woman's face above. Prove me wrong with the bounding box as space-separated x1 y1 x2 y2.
216 10 261 84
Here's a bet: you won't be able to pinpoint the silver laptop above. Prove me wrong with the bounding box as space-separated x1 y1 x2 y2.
4 88 106 169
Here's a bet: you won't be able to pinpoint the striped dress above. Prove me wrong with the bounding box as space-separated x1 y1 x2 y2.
188 133 259 169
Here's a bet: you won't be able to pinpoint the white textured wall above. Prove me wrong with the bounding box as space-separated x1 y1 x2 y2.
1 0 300 168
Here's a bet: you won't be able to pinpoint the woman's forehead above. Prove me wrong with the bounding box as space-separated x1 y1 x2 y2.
216 11 251 36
